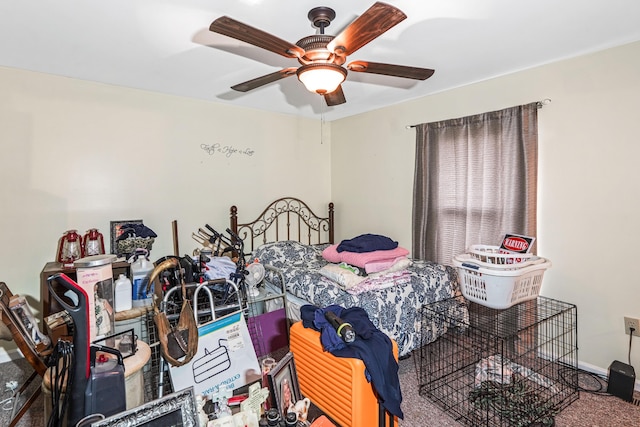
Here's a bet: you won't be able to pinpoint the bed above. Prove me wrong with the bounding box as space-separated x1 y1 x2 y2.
230 197 466 357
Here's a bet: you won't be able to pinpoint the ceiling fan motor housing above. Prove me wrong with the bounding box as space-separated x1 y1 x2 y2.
296 35 345 65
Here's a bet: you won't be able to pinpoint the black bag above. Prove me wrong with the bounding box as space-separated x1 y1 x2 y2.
166 328 190 360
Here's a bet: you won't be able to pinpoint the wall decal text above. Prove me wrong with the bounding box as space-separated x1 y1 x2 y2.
201 144 255 158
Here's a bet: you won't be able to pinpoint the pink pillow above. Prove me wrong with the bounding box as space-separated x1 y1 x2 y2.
322 244 410 268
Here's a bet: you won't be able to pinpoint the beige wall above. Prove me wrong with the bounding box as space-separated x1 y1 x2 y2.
0 67 331 355
331 41 640 371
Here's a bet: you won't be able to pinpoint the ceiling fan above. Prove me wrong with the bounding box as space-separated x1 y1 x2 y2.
209 2 434 106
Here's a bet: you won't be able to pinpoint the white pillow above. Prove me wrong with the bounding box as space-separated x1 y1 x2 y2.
318 264 365 289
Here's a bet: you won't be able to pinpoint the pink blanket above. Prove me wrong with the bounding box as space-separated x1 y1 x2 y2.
322 244 410 268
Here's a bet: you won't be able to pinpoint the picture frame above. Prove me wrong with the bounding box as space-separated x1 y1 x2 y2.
110 219 143 256
267 352 302 419
91 386 198 427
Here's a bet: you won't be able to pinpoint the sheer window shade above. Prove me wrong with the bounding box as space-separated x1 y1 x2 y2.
412 103 538 265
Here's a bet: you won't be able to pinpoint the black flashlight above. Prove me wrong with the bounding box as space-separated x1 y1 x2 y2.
324 311 356 343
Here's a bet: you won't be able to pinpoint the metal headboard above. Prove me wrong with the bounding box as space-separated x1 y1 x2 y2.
230 197 334 253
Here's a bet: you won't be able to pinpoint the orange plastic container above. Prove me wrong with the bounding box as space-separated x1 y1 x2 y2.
289 321 398 427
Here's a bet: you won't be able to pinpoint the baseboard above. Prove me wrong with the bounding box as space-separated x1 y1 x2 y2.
535 348 640 393
578 360 640 392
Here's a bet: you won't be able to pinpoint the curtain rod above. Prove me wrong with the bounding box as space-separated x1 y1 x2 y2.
405 98 552 129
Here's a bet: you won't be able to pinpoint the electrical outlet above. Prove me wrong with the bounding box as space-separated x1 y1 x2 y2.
624 317 640 337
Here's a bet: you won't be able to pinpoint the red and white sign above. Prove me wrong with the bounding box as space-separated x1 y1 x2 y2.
500 233 535 254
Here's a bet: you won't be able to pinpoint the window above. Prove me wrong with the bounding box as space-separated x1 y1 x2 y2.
412 103 539 265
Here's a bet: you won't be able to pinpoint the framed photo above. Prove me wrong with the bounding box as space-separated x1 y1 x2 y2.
110 219 142 255
92 386 198 427
267 352 302 419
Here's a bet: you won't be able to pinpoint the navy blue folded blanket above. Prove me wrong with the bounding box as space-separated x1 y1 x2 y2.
300 304 404 419
336 233 398 253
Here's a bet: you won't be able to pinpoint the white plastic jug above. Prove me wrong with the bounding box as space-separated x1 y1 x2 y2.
129 249 154 307
114 274 132 312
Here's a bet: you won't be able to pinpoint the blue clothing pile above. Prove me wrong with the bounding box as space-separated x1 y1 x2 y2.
336 233 398 253
300 304 404 419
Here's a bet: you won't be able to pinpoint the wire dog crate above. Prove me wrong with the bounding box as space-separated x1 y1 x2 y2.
419 296 578 427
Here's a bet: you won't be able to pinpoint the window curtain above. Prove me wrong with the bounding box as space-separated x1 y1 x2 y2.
412 103 538 265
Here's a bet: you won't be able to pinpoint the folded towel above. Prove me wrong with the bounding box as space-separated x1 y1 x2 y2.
364 256 411 274
323 244 409 268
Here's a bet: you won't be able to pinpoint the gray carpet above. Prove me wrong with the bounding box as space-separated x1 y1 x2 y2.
0 358 45 427
1 354 639 426
397 354 640 427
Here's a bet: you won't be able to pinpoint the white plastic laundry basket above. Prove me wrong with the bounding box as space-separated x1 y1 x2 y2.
454 253 546 271
468 244 535 265
453 255 551 309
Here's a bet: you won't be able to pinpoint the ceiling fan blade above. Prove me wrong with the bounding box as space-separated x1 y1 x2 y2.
327 2 407 57
324 85 346 106
347 61 435 80
231 68 298 92
210 16 305 59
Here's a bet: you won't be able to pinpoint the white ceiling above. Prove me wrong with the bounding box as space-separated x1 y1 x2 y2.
1 1 640 121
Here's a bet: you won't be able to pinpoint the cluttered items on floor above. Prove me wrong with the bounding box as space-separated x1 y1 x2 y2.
152 225 337 426
26 219 342 426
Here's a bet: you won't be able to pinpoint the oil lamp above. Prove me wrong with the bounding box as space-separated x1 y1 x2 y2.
56 230 83 268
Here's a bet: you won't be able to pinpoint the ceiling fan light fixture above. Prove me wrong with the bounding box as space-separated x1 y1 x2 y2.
297 63 347 95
